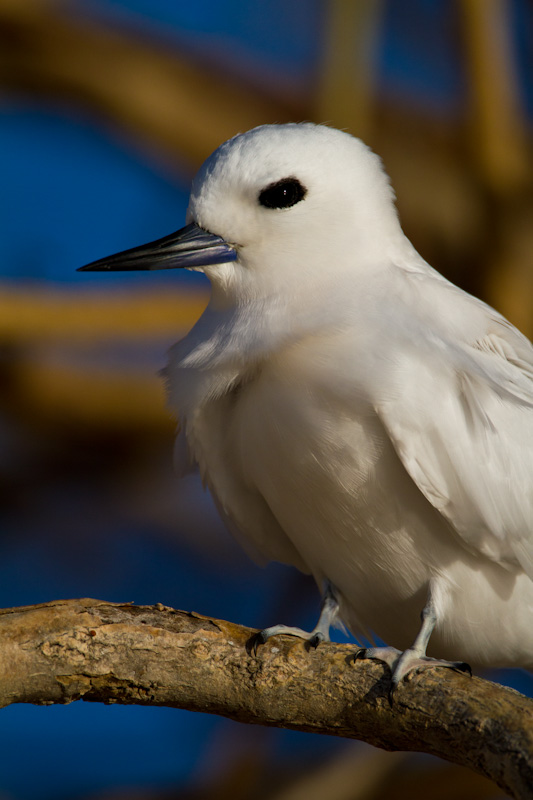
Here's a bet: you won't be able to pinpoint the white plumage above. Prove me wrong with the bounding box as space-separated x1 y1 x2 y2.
83 123 533 676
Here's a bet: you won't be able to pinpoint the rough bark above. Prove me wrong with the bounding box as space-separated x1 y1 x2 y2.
0 598 531 797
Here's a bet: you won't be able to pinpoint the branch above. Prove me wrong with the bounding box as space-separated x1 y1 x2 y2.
1 599 531 798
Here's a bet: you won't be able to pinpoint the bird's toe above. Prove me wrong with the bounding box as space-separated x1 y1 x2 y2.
352 645 402 670
248 623 318 655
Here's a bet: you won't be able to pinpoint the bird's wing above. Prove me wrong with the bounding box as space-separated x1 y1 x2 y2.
375 289 533 578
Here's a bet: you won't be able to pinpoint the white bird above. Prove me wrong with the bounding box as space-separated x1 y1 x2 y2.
80 123 533 695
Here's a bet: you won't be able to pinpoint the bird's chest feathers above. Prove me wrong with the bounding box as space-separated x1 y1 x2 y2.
184 342 380 519
175 332 442 630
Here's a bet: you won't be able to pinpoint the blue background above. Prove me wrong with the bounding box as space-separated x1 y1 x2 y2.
1 1 532 797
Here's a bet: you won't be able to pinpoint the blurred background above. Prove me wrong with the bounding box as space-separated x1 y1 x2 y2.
0 0 532 797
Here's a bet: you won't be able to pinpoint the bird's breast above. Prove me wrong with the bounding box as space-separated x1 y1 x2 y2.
185 342 449 632
178 341 533 663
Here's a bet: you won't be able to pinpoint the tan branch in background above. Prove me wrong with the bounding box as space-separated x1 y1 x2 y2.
0 285 208 428
315 0 384 140
460 0 529 194
1 598 532 798
0 0 296 167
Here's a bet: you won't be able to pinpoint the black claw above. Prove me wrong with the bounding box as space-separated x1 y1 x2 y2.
247 631 267 656
388 682 398 707
308 632 324 649
352 647 367 663
455 661 472 677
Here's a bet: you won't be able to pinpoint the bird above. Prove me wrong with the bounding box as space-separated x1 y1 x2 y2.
80 122 533 696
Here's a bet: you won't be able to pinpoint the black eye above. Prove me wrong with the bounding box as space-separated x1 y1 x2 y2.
258 177 307 210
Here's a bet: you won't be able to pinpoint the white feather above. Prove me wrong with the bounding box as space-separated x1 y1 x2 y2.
166 123 533 668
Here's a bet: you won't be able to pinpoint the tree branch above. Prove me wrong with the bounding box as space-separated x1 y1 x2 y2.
0 598 531 798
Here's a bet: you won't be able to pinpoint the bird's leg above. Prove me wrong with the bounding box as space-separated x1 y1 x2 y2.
354 590 471 703
250 581 340 655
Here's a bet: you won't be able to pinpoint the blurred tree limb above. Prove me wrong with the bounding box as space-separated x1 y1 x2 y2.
0 285 207 343
461 0 528 195
0 285 208 429
0 0 295 167
0 598 531 798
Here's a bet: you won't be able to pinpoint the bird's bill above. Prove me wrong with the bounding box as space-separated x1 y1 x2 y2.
78 222 237 272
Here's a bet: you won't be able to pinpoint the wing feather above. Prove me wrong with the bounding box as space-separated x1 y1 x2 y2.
377 306 533 578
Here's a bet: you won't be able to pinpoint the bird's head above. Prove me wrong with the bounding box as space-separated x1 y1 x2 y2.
80 123 404 305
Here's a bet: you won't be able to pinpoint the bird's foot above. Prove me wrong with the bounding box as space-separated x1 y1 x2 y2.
249 581 340 655
249 623 328 655
353 645 472 705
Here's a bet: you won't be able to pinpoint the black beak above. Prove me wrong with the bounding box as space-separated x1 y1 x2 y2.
78 222 237 272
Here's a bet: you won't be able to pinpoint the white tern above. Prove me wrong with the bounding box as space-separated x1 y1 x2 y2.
80 123 533 694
